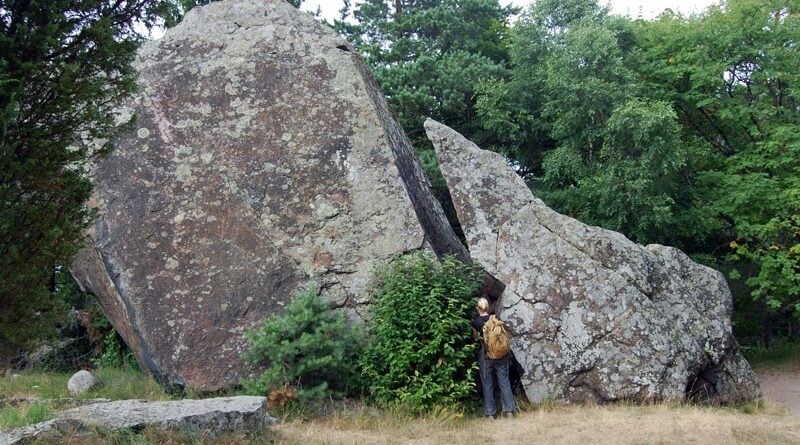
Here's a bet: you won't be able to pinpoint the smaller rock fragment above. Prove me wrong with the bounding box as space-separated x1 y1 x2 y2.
67 370 99 395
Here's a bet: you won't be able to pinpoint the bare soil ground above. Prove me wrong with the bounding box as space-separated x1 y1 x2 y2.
758 370 800 415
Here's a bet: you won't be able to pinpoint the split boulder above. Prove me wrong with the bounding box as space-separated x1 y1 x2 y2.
425 118 760 403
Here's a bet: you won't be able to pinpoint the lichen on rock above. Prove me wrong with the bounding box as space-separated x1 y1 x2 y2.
70 0 465 392
425 118 760 404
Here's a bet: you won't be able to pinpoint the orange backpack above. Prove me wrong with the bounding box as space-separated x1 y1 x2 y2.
482 315 511 359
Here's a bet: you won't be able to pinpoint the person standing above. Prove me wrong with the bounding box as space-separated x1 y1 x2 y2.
472 296 516 418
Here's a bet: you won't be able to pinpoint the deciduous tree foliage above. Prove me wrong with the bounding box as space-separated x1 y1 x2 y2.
476 0 799 341
0 0 170 366
342 0 797 342
338 0 515 144
634 0 800 341
337 0 517 240
360 254 482 411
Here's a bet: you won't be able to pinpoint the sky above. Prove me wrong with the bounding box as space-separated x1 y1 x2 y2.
303 0 721 21
144 0 721 39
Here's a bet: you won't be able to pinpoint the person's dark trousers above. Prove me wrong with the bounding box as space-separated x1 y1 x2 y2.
479 347 516 416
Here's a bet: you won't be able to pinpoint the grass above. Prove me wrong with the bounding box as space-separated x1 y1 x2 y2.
0 366 171 401
29 426 278 445
19 400 796 445
742 340 800 373
0 401 54 429
268 401 799 445
4 361 799 444
0 366 173 431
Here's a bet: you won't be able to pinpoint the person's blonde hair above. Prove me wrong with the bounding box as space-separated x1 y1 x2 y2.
476 297 490 314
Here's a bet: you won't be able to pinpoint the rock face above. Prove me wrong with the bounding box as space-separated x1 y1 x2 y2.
425 119 760 403
67 370 98 395
0 397 272 445
70 0 466 392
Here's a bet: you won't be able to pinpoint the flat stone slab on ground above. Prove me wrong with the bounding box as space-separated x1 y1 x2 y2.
0 396 272 445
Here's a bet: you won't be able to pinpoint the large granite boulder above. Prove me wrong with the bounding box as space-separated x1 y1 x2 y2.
425 119 760 403
70 0 467 392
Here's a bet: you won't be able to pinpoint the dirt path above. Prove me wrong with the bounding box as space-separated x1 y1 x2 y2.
758 370 800 415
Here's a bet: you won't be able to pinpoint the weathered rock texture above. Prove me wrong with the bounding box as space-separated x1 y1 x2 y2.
70 0 467 392
67 370 98 395
425 119 760 403
0 397 272 445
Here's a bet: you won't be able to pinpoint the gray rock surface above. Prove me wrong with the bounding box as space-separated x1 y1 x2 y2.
0 418 81 445
70 0 466 391
0 396 272 445
67 370 98 395
425 118 760 403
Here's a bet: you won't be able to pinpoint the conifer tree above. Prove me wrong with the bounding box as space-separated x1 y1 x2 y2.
0 0 170 366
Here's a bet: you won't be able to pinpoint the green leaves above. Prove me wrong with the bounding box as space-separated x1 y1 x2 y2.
0 0 174 365
242 286 361 406
360 253 482 412
339 0 514 142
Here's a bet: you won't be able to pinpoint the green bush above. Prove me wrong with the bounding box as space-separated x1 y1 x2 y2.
360 253 482 412
242 286 361 407
91 330 138 370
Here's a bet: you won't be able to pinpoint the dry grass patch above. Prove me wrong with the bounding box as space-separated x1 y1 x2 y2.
30 427 277 445
272 401 799 445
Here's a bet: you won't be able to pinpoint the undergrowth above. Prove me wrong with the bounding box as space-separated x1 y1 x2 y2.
241 285 362 416
360 253 483 413
742 339 800 372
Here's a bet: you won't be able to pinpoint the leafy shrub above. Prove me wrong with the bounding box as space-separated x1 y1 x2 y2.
360 253 482 412
91 330 138 370
242 286 361 408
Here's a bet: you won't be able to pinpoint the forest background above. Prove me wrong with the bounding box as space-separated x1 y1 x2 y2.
0 0 797 367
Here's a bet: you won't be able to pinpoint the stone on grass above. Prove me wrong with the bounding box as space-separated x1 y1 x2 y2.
67 370 98 395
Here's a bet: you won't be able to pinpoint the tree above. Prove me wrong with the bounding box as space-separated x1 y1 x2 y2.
475 0 609 176
337 1 516 239
243 286 361 409
477 0 798 343
338 0 515 144
0 0 170 367
633 0 800 341
476 0 698 246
